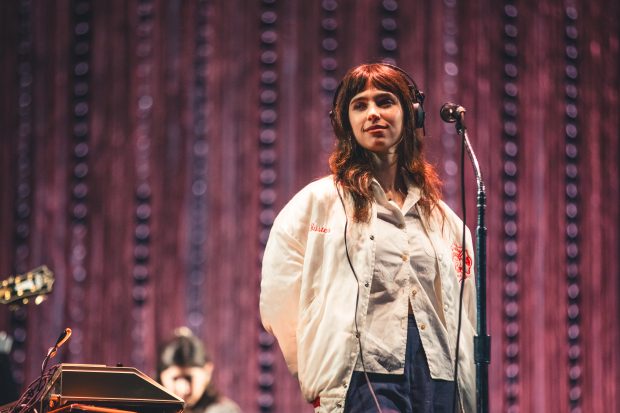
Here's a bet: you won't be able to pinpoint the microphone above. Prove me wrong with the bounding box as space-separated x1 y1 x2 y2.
47 328 72 359
9 328 72 413
440 102 466 123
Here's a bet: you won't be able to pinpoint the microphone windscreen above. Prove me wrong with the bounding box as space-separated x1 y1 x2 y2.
440 102 465 123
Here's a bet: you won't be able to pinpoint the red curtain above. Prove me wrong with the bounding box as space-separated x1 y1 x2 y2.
0 1 618 412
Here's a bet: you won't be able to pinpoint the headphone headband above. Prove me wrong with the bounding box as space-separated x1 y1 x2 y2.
378 63 426 106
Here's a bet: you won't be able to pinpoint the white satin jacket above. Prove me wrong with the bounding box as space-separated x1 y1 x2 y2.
260 176 477 412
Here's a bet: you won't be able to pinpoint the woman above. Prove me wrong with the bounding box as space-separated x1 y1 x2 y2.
158 327 242 413
260 63 476 412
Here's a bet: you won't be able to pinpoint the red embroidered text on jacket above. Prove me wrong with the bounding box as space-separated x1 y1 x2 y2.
452 244 472 280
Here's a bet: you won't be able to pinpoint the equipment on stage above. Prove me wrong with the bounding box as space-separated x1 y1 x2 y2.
2 321 183 413
2 363 184 413
48 403 141 413
39 364 184 413
1 267 182 413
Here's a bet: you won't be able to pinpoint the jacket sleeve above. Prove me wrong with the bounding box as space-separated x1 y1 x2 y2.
260 209 306 375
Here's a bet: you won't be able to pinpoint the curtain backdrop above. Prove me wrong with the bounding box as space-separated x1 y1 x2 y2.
0 1 618 412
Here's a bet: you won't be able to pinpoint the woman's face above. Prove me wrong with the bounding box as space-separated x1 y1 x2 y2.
348 86 404 155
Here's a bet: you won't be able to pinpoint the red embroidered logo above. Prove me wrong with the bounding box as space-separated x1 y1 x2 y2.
452 244 472 280
310 223 330 233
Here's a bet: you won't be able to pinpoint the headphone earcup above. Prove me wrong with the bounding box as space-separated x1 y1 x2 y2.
329 109 337 131
413 102 425 130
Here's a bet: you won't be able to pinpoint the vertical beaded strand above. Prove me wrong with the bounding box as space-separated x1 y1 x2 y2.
66 0 93 365
10 0 35 387
440 0 460 205
379 0 399 64
257 1 278 411
502 2 520 412
319 0 338 165
186 0 210 334
131 0 155 372
563 3 582 412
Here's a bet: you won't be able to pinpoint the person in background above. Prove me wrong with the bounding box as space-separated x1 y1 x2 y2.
0 331 19 406
158 327 241 413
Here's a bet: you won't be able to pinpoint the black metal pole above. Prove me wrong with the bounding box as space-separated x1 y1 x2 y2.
473 179 490 413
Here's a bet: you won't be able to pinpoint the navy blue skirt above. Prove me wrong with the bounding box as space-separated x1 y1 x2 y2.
344 314 456 413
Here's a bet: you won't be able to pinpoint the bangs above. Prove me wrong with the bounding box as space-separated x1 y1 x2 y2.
366 72 402 96
341 66 405 109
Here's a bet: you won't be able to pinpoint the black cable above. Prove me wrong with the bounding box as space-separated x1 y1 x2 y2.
7 328 71 413
7 365 59 413
336 184 383 413
451 126 468 413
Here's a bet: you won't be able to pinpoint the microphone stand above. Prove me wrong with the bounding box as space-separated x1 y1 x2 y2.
454 114 490 413
6 328 71 413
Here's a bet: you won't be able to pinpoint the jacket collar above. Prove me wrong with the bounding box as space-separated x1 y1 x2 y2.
370 177 422 213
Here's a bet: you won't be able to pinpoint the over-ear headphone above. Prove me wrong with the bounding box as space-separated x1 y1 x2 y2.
329 62 426 130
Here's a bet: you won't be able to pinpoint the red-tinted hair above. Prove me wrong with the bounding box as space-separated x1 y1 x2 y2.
328 63 443 222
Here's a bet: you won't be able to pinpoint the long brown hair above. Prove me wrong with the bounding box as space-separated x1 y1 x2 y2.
328 63 443 222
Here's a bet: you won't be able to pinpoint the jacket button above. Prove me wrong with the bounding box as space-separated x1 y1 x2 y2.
364 282 369 288
419 323 426 330
370 235 375 240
